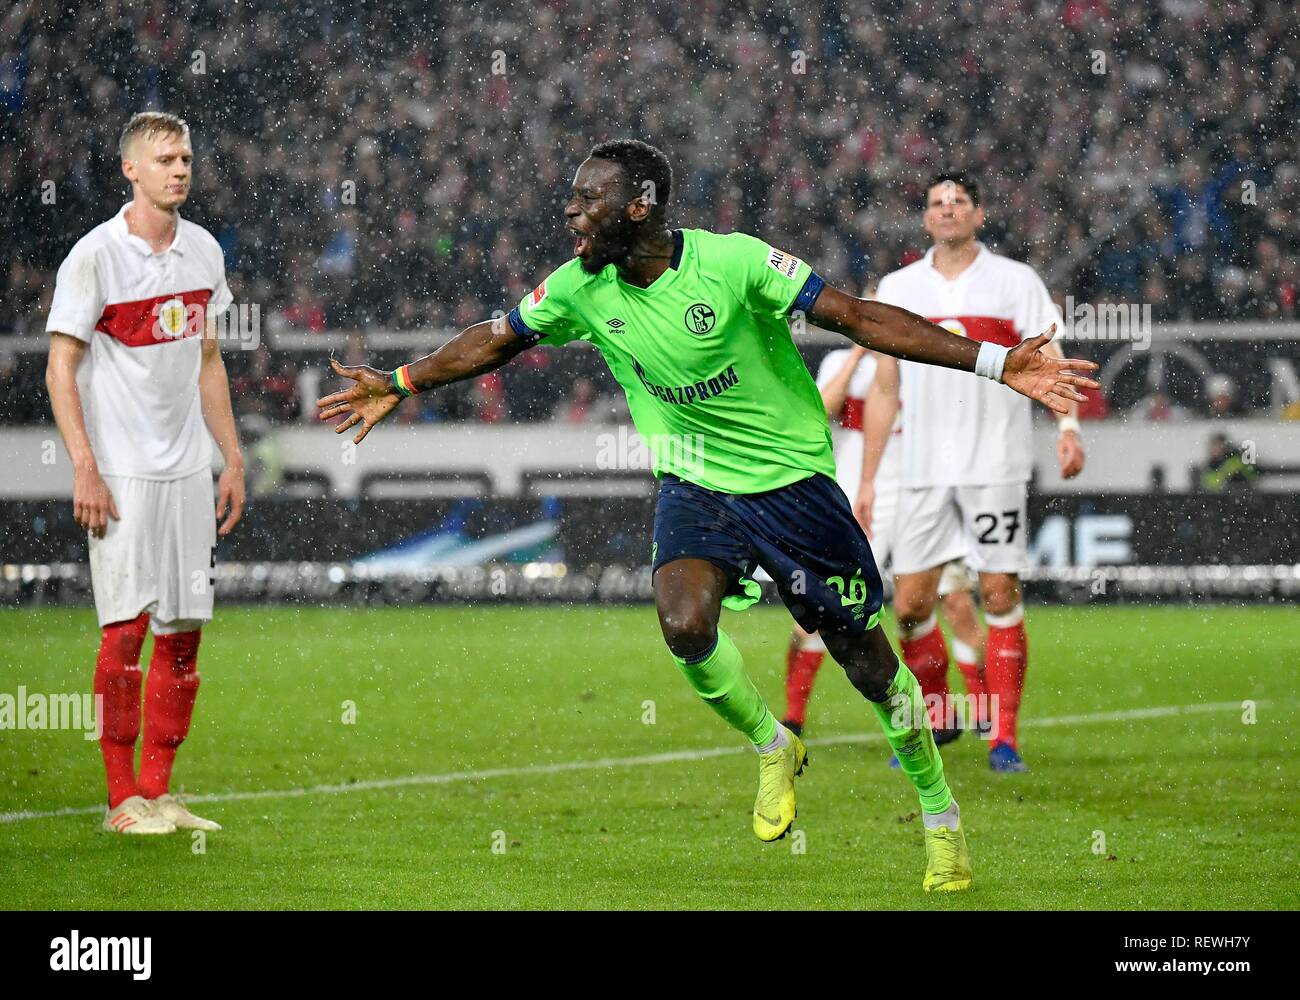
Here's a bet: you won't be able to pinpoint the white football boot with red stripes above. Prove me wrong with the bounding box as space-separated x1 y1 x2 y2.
151 794 221 831
101 795 177 835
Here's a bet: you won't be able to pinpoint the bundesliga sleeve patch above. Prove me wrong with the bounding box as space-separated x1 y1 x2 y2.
529 279 548 308
767 248 803 280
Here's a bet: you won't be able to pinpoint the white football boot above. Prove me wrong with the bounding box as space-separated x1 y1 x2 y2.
102 795 177 835
150 794 222 831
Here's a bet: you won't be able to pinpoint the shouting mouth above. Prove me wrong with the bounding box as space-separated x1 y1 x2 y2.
569 226 592 258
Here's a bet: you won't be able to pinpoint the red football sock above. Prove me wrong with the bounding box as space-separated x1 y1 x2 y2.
951 638 986 728
783 641 825 727
94 613 149 808
138 629 202 799
985 607 1028 749
900 616 951 729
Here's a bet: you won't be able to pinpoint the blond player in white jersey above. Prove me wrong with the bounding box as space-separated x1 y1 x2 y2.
45 113 244 834
862 172 1086 772
780 345 986 740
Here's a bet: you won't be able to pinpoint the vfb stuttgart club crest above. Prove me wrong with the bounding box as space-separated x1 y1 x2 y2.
155 298 189 340
936 318 968 338
684 302 716 334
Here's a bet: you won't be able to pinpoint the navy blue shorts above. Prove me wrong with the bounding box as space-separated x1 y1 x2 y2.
651 473 885 635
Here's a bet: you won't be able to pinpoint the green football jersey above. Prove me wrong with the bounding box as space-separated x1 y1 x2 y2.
509 229 837 495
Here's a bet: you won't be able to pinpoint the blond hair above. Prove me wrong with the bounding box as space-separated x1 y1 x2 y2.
119 112 190 158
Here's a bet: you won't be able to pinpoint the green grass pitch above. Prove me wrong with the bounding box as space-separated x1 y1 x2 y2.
1 604 1297 910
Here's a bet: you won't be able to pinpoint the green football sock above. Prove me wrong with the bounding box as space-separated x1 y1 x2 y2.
671 628 778 749
871 659 953 814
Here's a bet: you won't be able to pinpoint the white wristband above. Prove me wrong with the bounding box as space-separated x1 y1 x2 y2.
1057 415 1081 436
974 341 1009 382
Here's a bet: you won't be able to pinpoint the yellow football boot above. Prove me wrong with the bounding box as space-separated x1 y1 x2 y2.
922 817 973 892
752 726 808 842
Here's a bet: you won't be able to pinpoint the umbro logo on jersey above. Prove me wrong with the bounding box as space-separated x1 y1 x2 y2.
606 318 626 332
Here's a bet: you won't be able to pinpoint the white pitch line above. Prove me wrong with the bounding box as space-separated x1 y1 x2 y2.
0 699 1259 825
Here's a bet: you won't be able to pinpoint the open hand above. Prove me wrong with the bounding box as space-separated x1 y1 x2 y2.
317 357 403 445
1002 324 1100 414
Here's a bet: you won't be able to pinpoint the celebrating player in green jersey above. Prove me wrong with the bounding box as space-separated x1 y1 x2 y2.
318 139 1098 892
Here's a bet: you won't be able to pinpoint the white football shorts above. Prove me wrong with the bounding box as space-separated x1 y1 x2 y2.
89 468 217 629
892 482 1029 576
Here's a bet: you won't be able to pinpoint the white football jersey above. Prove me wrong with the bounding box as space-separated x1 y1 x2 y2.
814 347 901 495
46 203 232 480
874 243 1062 487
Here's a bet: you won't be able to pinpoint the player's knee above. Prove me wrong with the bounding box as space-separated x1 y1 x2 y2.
852 657 898 702
823 629 894 702
100 612 150 666
894 591 937 630
658 608 717 660
980 577 1021 617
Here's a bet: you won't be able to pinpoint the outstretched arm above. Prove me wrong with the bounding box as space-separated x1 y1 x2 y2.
808 285 1099 414
317 315 529 443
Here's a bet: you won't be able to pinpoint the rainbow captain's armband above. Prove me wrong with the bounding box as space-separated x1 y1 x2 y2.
391 364 418 398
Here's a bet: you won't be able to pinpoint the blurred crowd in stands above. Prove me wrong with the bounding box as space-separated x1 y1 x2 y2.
1 0 1297 426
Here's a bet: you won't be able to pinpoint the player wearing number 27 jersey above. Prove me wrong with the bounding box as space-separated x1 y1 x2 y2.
865 172 1088 772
